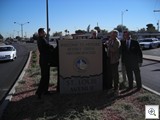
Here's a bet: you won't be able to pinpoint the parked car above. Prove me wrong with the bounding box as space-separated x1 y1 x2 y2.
139 38 159 49
157 38 160 47
0 45 17 61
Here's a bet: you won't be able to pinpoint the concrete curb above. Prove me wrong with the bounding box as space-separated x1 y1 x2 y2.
142 85 160 96
0 51 32 119
143 55 160 62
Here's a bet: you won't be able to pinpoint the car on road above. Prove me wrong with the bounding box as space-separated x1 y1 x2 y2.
157 38 160 47
139 38 159 49
0 45 17 61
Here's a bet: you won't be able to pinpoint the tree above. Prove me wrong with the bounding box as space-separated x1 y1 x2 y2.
101 29 108 34
94 26 101 33
64 29 69 35
0 34 3 39
138 28 146 32
75 29 87 34
33 32 38 40
53 32 62 36
87 25 90 33
146 23 157 32
15 36 21 40
114 25 128 32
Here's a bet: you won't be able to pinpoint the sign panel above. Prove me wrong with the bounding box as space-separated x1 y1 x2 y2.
59 39 102 93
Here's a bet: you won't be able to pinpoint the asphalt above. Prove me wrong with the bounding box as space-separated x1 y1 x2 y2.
0 51 160 119
141 54 160 96
0 51 32 119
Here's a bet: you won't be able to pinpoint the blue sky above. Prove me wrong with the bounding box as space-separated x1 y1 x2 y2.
0 0 160 38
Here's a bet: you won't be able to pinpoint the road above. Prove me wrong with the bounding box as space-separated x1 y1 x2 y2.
142 48 160 94
141 60 160 93
0 42 37 104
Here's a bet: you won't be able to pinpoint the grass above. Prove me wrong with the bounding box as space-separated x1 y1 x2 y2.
1 50 160 120
108 101 143 120
135 92 160 105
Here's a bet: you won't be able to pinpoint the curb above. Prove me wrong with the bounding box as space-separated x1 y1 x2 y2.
143 55 160 62
0 51 32 119
142 85 160 96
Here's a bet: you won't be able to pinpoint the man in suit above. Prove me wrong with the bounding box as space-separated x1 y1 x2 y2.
102 42 112 90
121 31 143 90
36 28 53 99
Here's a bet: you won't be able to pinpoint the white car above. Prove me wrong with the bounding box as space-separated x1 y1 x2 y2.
0 45 17 61
139 38 159 49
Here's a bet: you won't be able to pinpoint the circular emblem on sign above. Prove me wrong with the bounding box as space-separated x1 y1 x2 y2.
76 58 88 71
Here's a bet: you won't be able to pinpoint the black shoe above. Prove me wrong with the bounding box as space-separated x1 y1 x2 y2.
44 91 52 95
120 87 132 94
126 87 133 91
35 92 41 99
137 87 142 91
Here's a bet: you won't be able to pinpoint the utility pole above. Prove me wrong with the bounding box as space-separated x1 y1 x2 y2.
46 0 49 42
153 10 160 32
157 20 159 31
121 9 128 32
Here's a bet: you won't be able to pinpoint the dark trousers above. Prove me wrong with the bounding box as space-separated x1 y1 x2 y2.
103 58 112 90
125 63 142 89
110 62 119 90
36 63 50 95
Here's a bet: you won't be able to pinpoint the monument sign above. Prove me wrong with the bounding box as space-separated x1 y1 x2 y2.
58 39 102 93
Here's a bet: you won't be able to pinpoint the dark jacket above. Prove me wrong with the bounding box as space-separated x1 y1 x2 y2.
37 37 53 65
121 39 143 65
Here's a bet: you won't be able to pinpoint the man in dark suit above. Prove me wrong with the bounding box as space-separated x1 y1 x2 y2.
121 31 143 90
36 28 53 98
102 43 112 90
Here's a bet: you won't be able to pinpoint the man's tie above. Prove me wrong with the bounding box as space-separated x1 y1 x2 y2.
126 41 130 49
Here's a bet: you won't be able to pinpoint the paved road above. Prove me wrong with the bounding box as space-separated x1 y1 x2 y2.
0 42 37 104
141 60 160 93
141 48 160 94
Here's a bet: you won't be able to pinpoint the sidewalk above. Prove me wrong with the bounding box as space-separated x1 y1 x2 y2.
143 54 160 62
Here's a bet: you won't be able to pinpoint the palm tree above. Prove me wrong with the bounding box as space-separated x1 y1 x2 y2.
65 29 68 35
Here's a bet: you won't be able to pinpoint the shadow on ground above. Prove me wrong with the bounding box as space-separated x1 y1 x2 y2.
1 87 141 120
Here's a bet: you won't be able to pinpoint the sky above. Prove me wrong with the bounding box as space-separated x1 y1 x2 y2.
0 0 160 38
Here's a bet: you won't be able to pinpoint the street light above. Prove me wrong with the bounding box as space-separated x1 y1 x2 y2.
121 9 128 32
14 22 29 39
153 10 160 31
